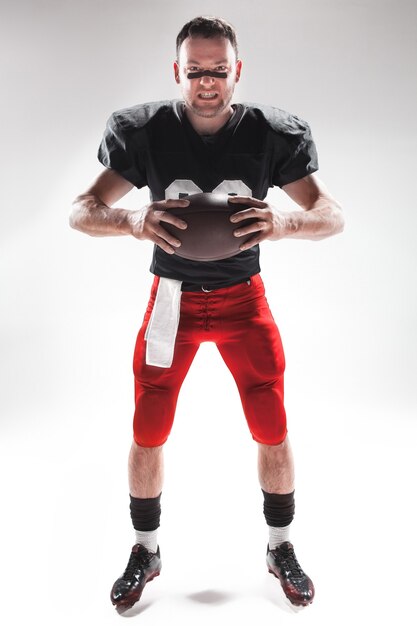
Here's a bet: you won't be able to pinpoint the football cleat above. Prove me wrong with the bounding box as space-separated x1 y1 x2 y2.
110 543 161 611
266 541 315 606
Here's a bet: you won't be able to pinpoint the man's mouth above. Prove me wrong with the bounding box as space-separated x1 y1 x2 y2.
198 92 218 100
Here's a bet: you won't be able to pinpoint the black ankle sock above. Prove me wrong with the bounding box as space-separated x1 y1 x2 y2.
129 493 162 531
262 489 295 527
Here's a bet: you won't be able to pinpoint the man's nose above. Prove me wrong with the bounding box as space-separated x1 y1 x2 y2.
199 75 216 87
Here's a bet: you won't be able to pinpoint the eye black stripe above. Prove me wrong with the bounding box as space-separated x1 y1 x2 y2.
187 70 228 79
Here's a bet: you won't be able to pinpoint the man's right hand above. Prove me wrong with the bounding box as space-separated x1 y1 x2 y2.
70 168 189 252
127 198 189 255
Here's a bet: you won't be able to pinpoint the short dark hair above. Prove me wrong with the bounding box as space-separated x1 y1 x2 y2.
176 16 239 60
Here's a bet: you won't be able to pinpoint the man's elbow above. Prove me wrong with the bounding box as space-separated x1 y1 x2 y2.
332 202 345 235
69 195 88 233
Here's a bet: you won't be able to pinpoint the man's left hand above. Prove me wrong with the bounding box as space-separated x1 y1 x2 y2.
228 196 288 251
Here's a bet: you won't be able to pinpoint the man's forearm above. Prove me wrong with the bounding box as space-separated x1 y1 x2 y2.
69 193 132 237
284 199 345 240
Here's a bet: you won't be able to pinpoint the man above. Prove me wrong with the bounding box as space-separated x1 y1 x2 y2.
70 16 344 611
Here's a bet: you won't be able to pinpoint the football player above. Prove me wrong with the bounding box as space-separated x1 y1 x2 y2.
70 15 344 611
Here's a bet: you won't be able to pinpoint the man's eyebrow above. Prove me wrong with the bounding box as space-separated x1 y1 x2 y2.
185 59 230 65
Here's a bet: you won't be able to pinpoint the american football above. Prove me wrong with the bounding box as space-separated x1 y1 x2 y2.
163 192 257 261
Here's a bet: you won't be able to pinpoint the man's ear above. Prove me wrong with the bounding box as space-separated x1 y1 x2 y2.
235 59 243 83
173 61 180 84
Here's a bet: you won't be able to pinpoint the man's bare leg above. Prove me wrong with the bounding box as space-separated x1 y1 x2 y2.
258 436 295 546
257 436 294 493
259 436 315 606
125 441 164 552
110 441 164 610
128 440 164 498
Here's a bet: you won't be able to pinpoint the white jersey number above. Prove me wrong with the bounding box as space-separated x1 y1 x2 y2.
165 179 252 199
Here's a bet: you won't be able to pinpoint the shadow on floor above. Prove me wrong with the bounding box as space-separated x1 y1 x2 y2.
186 589 235 605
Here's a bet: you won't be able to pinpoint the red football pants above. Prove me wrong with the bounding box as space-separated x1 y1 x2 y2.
133 273 287 447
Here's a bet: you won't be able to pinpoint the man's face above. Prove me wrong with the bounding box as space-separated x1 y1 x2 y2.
174 36 242 119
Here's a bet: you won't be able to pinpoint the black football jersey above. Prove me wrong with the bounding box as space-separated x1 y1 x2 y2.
98 100 318 287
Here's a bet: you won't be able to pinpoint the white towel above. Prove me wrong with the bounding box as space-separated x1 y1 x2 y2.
145 277 183 367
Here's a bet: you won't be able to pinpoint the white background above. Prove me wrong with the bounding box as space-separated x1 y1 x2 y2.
1 0 416 624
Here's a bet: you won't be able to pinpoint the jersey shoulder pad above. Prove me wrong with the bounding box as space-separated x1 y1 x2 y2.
109 100 175 132
242 102 311 137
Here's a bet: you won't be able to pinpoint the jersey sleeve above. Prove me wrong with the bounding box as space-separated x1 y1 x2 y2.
97 112 148 188
271 116 319 188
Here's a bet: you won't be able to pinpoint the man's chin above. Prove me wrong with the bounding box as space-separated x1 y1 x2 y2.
189 100 226 118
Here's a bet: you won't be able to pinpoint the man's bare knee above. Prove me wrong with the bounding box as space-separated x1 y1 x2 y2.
258 434 290 455
131 440 164 456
